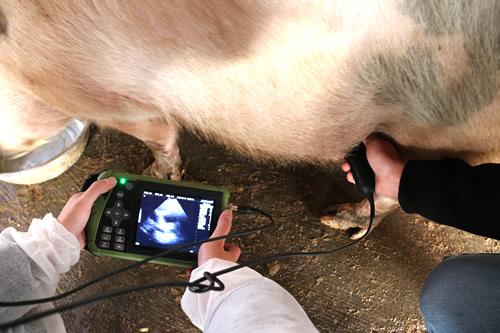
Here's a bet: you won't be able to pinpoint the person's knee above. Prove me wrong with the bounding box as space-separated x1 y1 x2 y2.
419 254 500 333
419 255 463 317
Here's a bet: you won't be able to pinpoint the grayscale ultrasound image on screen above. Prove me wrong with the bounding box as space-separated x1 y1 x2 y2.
135 191 214 253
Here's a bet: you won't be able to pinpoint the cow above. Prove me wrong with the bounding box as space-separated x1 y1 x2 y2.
0 0 498 238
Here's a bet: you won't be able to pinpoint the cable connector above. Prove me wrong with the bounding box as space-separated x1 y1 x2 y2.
227 204 262 215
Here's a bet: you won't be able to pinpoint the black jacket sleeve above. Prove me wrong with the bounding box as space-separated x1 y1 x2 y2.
398 158 500 240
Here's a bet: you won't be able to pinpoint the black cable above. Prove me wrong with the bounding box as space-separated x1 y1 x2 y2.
190 195 375 292
0 206 274 308
0 199 375 330
0 281 191 330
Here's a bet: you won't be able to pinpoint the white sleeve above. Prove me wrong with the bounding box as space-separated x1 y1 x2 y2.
0 213 80 332
181 258 318 333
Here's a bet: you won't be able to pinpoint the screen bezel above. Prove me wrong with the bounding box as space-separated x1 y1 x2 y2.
123 180 225 263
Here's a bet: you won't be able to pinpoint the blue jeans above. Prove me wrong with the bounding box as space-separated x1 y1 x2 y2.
419 254 500 333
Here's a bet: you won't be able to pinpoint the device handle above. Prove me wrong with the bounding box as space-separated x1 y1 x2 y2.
345 143 375 198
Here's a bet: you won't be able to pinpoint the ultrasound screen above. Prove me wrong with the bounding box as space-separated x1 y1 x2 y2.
135 191 214 253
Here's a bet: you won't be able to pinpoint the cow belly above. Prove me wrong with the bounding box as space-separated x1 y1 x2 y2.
0 0 498 166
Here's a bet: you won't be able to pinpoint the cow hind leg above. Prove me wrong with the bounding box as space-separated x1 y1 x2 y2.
321 194 400 240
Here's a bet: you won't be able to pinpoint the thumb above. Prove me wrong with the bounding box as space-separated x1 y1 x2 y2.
363 135 379 155
79 177 117 207
210 209 233 239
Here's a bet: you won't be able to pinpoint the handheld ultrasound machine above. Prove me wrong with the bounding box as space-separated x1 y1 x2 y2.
83 171 229 268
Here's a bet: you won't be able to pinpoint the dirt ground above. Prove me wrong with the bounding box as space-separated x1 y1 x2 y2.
1 126 500 332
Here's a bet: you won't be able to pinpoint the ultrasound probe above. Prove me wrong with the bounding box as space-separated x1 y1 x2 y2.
344 142 376 239
345 142 376 199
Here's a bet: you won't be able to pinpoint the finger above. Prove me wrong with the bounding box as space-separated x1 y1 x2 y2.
210 209 233 239
347 172 354 184
223 243 238 251
223 243 241 260
363 134 378 146
341 161 350 172
365 135 392 157
224 243 241 254
78 177 116 207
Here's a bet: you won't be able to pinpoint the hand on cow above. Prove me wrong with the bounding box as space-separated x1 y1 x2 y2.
197 209 241 267
57 177 117 249
342 135 405 199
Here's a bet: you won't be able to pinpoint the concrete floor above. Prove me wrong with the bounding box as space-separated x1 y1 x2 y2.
1 126 499 332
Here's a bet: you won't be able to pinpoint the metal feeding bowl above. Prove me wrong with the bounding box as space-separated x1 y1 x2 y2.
0 119 89 185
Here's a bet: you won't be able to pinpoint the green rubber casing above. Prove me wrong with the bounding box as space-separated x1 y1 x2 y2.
85 171 229 268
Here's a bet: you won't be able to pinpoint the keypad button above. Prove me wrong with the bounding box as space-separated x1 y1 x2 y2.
116 191 124 199
115 201 123 208
103 226 113 233
113 210 122 217
105 209 113 217
123 211 130 219
114 243 125 251
116 228 126 235
99 241 110 248
112 219 121 227
101 234 111 241
125 182 133 190
115 236 125 243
